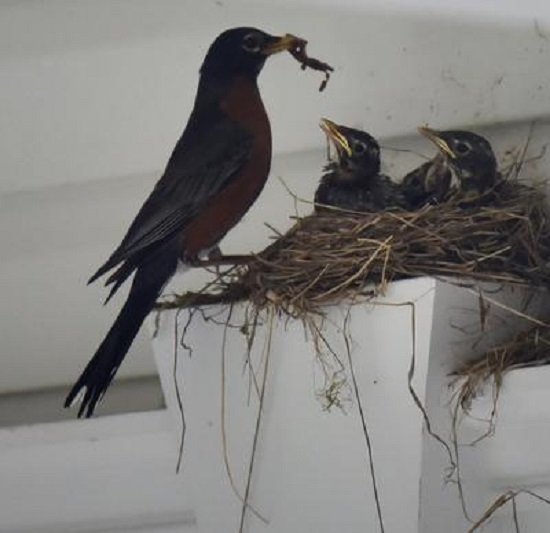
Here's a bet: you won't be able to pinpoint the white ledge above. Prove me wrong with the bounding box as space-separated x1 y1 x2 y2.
0 411 195 533
153 277 550 532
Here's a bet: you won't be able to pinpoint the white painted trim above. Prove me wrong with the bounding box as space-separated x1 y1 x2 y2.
0 411 195 533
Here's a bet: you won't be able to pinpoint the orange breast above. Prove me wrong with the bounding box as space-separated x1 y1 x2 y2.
184 77 272 258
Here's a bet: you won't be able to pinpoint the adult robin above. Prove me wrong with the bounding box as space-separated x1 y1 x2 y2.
66 27 307 418
314 119 407 213
401 152 451 208
417 127 499 203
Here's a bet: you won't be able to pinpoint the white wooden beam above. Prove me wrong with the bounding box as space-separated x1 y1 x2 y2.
0 411 195 533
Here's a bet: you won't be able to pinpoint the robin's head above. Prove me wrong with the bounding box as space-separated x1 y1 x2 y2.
200 27 299 80
419 127 497 189
320 119 381 181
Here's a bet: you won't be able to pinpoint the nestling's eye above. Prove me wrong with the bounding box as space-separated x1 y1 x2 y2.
242 33 262 53
454 141 471 155
353 141 366 155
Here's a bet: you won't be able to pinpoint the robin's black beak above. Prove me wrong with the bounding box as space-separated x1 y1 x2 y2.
320 118 353 158
419 126 457 160
262 34 302 56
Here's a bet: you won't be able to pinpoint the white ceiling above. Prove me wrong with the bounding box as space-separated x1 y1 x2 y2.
1 0 550 403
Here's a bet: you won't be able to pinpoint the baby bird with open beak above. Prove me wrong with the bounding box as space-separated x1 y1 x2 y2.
314 119 407 213
417 127 500 204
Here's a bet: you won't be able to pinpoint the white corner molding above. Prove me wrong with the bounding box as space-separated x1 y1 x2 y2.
152 278 550 533
0 411 196 533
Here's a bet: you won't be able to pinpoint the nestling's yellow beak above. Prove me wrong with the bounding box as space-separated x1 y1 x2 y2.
418 126 457 159
262 34 302 56
319 118 352 157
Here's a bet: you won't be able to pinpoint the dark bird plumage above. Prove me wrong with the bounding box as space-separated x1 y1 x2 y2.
418 127 499 204
66 28 302 417
314 119 407 213
401 153 452 208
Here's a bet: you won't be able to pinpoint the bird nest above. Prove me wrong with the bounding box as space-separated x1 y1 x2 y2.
453 322 550 412
160 179 550 316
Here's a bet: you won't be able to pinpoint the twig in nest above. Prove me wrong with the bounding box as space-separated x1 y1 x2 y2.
513 121 537 180
174 309 197 474
286 35 334 91
402 299 457 479
220 305 268 525
450 393 475 522
241 306 263 403
362 296 459 509
303 314 350 410
342 308 386 533
512 497 520 533
467 489 550 532
501 120 548 183
468 490 517 532
239 308 274 533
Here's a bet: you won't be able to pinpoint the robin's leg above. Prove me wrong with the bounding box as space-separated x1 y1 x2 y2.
204 246 224 276
208 246 222 261
188 247 253 268
195 255 253 266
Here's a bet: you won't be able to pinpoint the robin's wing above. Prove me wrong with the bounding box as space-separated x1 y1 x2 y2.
89 114 252 284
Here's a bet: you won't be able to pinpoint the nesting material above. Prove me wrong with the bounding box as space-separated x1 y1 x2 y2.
453 323 550 410
160 180 550 315
453 323 550 417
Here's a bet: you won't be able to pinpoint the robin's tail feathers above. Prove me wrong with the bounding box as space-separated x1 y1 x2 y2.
66 252 177 418
64 285 153 417
103 261 136 305
88 257 117 286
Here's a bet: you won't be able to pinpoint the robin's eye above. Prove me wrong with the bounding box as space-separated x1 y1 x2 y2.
242 33 262 53
353 141 366 154
454 141 471 155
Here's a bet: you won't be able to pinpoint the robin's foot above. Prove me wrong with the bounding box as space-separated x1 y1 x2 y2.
189 254 253 268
